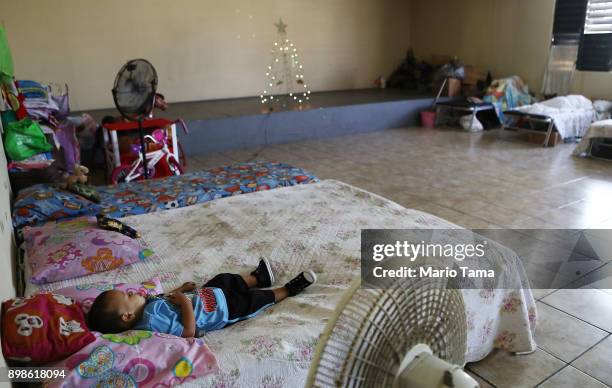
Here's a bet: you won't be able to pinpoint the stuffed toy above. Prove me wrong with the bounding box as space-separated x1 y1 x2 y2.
62 164 89 187
59 164 101 203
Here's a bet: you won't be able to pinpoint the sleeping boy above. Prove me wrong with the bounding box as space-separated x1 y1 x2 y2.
87 259 316 336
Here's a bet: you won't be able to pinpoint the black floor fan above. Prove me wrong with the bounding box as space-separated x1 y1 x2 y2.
112 59 158 180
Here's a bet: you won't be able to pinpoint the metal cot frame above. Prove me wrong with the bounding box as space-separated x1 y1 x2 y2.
501 111 556 147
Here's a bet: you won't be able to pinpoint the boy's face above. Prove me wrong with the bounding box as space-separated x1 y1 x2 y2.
106 290 147 320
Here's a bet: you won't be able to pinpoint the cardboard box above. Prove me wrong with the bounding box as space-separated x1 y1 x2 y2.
447 78 462 97
463 66 486 86
526 132 562 147
434 77 462 97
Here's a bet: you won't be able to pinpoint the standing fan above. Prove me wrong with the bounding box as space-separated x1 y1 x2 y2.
112 59 158 179
306 277 479 388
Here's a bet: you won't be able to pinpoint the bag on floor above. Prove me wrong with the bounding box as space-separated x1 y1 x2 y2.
460 114 484 132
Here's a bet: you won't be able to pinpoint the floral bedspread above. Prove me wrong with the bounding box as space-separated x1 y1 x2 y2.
27 180 537 387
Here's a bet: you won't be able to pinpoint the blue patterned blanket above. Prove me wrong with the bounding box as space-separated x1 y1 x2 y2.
13 161 318 229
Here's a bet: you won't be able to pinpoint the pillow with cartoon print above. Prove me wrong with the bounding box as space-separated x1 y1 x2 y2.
47 331 218 387
12 184 98 229
0 293 95 364
23 216 154 285
53 277 163 314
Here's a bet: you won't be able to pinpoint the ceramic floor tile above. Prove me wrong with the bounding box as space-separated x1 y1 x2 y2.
535 207 609 230
466 370 495 388
571 335 612 386
476 229 547 257
409 203 468 223
520 243 607 286
541 289 612 332
522 261 575 289
453 202 533 227
531 288 557 300
535 302 608 362
539 366 610 388
467 349 565 388
569 262 612 293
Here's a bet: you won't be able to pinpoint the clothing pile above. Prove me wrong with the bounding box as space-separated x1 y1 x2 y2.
0 26 97 175
17 80 63 121
483 76 536 120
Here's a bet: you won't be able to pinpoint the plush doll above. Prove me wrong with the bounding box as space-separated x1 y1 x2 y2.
60 164 101 203
62 164 89 187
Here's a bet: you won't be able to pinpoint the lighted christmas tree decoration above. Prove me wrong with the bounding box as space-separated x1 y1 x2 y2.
260 18 311 111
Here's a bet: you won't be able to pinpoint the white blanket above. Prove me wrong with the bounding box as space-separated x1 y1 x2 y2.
27 180 537 386
515 95 595 138
574 119 612 156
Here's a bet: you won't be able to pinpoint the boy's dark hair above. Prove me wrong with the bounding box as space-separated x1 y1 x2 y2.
87 291 132 334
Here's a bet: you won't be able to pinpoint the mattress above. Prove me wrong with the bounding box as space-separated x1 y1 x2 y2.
26 180 537 386
95 161 319 219
508 95 595 138
11 161 318 230
574 119 612 156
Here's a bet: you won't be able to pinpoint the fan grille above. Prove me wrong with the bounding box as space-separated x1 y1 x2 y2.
112 58 158 119
310 277 466 388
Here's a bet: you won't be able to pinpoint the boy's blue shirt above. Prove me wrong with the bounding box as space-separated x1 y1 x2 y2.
134 288 228 336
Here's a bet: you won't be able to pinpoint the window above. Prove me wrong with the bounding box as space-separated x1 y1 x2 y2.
551 0 612 71
553 0 588 45
584 0 612 34
578 0 612 70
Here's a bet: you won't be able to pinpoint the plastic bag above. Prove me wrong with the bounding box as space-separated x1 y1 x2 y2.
4 118 53 161
460 115 484 132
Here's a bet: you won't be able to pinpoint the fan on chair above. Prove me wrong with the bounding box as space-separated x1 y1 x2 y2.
112 58 158 179
306 275 478 388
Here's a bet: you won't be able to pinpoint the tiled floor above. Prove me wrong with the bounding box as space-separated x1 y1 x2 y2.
187 127 612 387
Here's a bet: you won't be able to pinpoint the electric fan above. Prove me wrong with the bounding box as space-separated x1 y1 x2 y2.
306 276 479 388
112 59 158 179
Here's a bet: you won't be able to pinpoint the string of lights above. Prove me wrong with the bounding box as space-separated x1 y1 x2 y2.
260 18 311 111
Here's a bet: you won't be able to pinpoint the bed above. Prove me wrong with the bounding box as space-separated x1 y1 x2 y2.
24 180 537 386
12 161 318 230
503 95 596 146
574 119 612 158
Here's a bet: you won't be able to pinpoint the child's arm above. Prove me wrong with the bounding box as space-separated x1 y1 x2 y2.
166 291 196 338
166 282 196 295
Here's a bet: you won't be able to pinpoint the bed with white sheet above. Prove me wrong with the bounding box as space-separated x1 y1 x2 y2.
25 180 537 387
504 95 596 141
574 119 612 157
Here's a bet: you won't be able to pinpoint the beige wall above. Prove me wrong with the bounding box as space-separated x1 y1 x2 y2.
410 0 612 100
3 0 412 111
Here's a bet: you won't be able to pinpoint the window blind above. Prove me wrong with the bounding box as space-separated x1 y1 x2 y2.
576 0 612 70
584 0 612 34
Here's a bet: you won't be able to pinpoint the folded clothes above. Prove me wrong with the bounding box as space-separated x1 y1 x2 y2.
7 152 54 172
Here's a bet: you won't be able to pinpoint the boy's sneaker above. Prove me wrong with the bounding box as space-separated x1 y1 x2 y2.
285 270 317 296
251 258 275 287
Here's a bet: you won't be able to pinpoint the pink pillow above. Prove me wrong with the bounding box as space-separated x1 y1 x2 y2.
23 217 154 285
1 293 96 364
54 278 164 314
48 331 218 387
